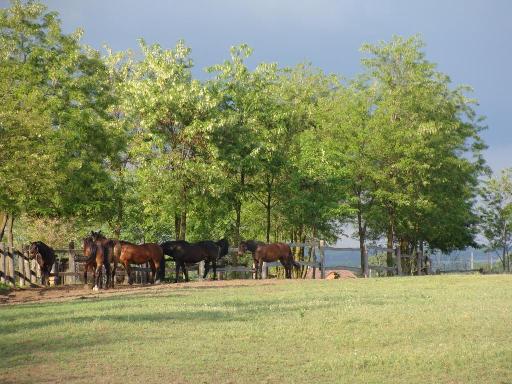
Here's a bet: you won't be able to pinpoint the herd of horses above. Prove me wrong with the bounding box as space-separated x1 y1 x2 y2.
27 233 301 290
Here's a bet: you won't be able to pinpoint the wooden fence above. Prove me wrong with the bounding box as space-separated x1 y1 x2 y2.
0 241 154 287
0 240 437 287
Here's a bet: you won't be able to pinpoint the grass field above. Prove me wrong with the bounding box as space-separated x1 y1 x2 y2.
0 275 511 384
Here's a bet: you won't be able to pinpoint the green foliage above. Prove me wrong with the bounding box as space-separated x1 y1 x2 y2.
0 0 121 222
479 168 512 271
2 1 490 260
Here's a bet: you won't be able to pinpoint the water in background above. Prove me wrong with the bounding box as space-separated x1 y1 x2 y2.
317 247 497 271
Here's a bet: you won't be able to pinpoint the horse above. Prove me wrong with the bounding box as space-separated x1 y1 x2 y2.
238 241 300 279
82 233 112 291
237 240 265 259
113 240 164 285
194 238 230 279
161 239 224 282
28 241 56 286
88 231 118 288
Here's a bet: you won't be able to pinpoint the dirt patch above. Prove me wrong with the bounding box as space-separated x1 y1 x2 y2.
0 279 285 306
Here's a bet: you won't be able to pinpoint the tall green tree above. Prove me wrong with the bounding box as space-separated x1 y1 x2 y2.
0 0 120 243
479 168 512 272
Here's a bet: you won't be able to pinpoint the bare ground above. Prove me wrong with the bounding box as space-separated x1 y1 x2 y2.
0 279 287 306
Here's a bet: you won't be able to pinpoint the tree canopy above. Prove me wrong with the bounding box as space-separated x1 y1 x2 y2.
2 1 495 274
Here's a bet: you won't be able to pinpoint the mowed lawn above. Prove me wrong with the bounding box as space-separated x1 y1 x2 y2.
0 275 511 384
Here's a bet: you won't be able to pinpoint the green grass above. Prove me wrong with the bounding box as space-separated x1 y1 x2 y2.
1 275 511 384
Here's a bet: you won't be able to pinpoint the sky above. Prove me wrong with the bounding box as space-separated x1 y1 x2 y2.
2 0 510 173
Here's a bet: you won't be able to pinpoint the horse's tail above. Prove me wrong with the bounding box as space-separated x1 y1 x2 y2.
159 254 166 281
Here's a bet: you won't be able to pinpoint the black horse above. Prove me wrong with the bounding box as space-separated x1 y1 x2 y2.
160 239 229 282
28 241 56 286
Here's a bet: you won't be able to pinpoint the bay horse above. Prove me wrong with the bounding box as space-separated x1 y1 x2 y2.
113 241 164 285
83 233 112 291
28 241 56 286
161 239 227 282
238 241 299 279
89 231 118 288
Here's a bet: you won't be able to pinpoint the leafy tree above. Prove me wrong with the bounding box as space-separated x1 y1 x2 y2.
0 0 120 244
479 168 512 272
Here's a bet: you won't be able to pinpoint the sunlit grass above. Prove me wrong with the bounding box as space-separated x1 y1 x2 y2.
1 275 511 383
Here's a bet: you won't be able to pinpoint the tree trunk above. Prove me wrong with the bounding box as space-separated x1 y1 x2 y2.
180 211 187 241
386 220 394 275
114 199 123 239
265 181 272 244
357 210 368 277
175 214 181 240
0 212 8 243
7 215 14 283
234 169 245 245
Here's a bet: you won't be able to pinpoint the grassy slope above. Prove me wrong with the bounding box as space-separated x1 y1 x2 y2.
0 275 511 384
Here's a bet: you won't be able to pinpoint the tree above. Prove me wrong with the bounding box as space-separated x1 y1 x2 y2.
0 0 121 244
480 169 512 272
119 40 217 241
360 35 485 273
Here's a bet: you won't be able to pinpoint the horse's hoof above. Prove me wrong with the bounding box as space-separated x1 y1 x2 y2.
154 280 161 285
92 286 99 292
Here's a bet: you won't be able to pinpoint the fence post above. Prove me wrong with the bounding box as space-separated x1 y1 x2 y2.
417 250 423 276
68 241 76 284
198 261 205 280
7 245 15 285
395 247 402 276
262 262 268 279
0 243 5 284
319 240 326 279
23 246 32 286
311 241 317 279
51 259 59 286
18 245 25 287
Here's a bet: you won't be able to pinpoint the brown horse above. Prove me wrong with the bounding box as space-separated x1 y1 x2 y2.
238 241 299 279
113 241 164 285
83 234 112 291
28 241 56 286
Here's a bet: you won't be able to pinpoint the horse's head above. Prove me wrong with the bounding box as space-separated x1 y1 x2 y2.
83 236 95 257
28 242 40 260
237 241 248 256
216 238 230 258
91 230 106 241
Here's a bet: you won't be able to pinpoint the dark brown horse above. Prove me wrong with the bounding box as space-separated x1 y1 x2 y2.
195 238 230 279
28 241 56 286
161 239 227 282
113 241 164 285
83 234 112 291
238 241 299 279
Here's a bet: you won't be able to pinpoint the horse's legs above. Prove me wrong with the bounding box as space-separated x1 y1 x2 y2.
174 260 180 283
111 260 117 288
212 258 217 280
125 262 133 285
254 259 261 279
93 264 102 291
104 260 111 289
149 260 156 284
153 259 161 284
182 261 189 282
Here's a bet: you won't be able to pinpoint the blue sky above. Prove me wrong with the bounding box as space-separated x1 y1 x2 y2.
3 0 511 173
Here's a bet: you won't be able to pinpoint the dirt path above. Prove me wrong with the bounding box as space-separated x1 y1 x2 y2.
0 279 285 306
